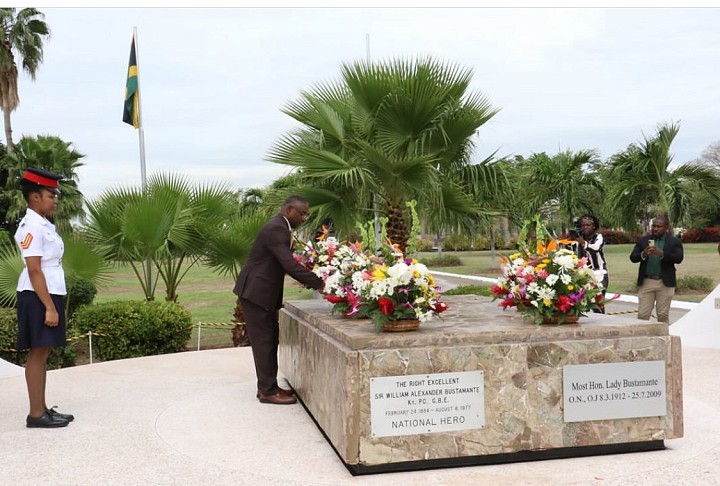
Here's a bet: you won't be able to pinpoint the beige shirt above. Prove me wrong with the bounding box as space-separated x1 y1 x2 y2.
14 208 67 295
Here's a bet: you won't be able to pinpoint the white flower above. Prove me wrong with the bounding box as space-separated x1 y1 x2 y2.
535 287 556 301
387 262 413 283
553 251 576 270
545 274 559 286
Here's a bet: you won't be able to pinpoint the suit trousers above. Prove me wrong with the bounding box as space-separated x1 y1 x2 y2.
637 279 675 323
240 298 282 395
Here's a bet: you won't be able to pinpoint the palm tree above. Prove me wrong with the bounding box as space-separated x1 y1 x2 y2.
0 135 85 234
268 56 502 253
525 149 603 231
0 8 50 152
605 122 720 229
84 172 237 302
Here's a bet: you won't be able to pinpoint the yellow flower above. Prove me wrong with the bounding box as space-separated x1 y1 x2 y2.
543 298 552 307
567 284 574 290
371 264 387 280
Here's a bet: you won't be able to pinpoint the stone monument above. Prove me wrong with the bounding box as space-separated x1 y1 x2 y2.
279 295 683 475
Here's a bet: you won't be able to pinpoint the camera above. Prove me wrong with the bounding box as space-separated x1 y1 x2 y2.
569 229 579 239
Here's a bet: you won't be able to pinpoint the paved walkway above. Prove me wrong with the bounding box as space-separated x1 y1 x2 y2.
2 346 719 486
2 277 719 485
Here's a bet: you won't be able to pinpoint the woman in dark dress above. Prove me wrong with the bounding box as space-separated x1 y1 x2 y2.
14 168 74 428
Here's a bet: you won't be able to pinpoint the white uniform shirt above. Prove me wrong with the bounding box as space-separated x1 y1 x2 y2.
14 208 67 295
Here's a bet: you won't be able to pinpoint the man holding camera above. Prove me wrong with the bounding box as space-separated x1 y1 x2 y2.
629 215 684 323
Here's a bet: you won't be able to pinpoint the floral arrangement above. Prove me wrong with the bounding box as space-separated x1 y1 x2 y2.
293 203 448 331
357 246 448 331
295 235 374 317
491 216 605 325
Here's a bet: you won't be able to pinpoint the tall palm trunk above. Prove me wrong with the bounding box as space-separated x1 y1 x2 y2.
385 201 409 255
2 106 13 153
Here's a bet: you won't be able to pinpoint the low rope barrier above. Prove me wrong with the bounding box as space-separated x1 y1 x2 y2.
194 322 237 351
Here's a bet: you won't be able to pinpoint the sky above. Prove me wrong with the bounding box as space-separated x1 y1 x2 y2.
7 6 720 200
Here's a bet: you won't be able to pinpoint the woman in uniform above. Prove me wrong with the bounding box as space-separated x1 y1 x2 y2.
14 168 74 428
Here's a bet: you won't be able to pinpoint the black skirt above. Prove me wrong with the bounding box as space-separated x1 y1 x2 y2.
16 291 66 350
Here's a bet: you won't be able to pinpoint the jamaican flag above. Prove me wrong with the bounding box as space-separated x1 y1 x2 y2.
123 38 139 128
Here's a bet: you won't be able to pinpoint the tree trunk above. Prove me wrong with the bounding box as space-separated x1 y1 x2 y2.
2 107 13 153
499 216 510 248
386 202 409 255
231 297 250 347
489 226 497 265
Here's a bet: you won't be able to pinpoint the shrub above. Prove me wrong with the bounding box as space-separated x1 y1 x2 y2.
676 275 714 292
0 307 76 368
681 227 720 243
0 308 19 363
74 301 193 361
66 277 98 319
600 229 641 245
471 235 508 251
443 234 472 251
414 238 434 252
681 229 702 243
703 227 720 242
443 285 493 297
421 255 463 267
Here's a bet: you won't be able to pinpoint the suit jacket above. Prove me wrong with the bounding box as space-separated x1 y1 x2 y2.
233 214 323 311
629 233 684 287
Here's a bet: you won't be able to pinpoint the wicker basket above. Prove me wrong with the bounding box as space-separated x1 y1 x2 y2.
540 314 580 325
381 319 420 332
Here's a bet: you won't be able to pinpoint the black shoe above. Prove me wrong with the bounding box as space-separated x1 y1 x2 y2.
46 406 74 422
26 411 69 428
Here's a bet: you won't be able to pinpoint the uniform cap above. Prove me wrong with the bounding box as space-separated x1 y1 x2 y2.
22 167 63 195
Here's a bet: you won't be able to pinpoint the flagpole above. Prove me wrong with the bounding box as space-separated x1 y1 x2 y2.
130 27 152 299
133 26 148 191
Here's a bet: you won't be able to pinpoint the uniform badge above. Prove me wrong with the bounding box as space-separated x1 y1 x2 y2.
20 233 34 249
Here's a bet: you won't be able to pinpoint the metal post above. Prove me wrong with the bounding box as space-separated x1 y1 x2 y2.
88 331 93 365
197 322 202 351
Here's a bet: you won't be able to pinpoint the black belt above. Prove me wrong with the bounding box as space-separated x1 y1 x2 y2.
645 275 662 280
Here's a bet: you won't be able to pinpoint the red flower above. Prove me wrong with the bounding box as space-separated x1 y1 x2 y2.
378 297 395 315
324 295 346 304
554 295 573 313
499 298 517 308
430 301 448 313
490 284 508 296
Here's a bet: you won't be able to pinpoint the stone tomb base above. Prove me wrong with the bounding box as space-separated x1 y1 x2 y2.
278 296 683 475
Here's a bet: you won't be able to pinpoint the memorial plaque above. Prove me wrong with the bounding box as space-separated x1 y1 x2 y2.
370 371 484 437
563 360 666 422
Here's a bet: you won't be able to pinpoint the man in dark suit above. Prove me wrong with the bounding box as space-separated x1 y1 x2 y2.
233 195 324 405
629 215 684 323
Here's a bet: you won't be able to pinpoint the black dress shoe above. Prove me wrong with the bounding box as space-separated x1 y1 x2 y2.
26 411 69 428
46 406 74 422
258 392 297 405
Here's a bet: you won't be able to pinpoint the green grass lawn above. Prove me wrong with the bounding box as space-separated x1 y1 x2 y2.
90 243 719 352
